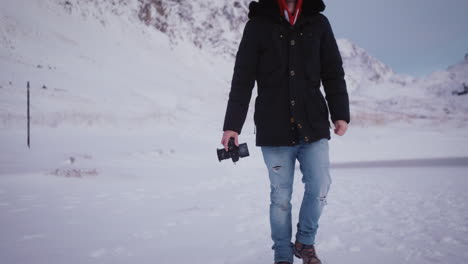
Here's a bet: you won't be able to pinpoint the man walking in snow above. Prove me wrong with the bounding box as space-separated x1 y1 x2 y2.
221 0 349 263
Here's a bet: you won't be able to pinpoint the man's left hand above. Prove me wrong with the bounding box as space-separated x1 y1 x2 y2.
333 120 348 136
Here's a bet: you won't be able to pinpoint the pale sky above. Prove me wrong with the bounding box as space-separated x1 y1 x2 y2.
323 0 468 77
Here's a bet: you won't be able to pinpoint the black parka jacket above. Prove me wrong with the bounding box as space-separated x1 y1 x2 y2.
222 0 350 146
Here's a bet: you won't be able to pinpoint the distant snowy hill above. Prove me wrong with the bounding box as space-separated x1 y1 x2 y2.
420 55 468 97
1 0 467 131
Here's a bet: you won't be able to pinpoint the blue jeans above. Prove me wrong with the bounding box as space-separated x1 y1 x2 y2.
261 138 332 263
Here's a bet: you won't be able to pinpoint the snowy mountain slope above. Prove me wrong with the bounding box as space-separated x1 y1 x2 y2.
0 0 234 131
415 56 468 122
352 53 468 127
418 55 468 98
136 0 250 59
338 38 416 93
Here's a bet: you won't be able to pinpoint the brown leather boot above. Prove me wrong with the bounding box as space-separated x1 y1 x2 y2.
293 241 322 264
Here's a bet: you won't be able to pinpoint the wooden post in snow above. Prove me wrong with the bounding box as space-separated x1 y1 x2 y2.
27 81 30 148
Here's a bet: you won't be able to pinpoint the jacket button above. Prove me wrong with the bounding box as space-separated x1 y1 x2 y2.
290 117 295 123
290 100 295 106
292 140 296 144
297 123 302 128
304 136 309 142
290 40 295 45
290 70 295 76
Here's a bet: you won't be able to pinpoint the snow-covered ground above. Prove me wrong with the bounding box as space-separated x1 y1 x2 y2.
1 126 468 264
1 0 468 263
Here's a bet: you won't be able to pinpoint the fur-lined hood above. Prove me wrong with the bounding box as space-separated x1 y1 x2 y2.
248 0 326 20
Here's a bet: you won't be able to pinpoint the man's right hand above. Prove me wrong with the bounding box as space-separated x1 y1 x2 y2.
221 130 239 151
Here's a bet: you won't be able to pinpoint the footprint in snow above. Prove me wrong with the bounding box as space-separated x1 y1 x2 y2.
90 248 107 258
10 207 29 213
318 235 345 251
89 247 127 258
19 195 36 200
21 234 46 240
348 246 360 252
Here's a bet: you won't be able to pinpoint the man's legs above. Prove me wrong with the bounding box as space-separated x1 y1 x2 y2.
295 138 332 245
261 145 298 263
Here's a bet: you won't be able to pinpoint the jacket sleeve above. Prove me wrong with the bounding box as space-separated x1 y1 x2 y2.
222 19 260 135
319 15 350 124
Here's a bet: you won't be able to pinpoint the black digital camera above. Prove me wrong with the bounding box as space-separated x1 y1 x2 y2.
217 137 249 163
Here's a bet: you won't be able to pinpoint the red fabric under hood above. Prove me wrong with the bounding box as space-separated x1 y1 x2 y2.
276 0 304 26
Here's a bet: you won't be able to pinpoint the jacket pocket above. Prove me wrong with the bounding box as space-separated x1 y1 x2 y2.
254 96 267 125
301 29 321 62
305 89 330 128
258 27 285 74
254 95 275 128
304 59 321 82
317 90 329 116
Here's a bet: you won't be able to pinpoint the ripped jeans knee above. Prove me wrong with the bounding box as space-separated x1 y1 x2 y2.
304 179 331 207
